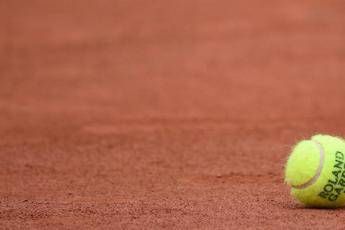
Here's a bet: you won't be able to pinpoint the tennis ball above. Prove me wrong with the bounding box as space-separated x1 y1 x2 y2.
285 134 345 208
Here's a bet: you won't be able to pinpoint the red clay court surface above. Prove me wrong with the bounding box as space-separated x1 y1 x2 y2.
1 1 345 229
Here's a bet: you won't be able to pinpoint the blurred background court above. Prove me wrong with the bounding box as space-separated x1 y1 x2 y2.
1 1 345 229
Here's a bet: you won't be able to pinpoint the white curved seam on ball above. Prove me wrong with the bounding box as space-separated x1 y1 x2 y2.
291 140 325 189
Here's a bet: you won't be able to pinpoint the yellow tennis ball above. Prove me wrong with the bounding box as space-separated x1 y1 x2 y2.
285 134 345 208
